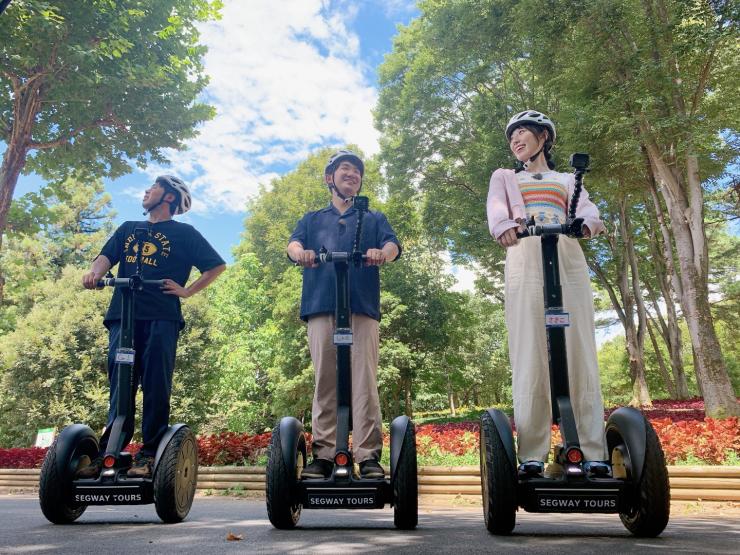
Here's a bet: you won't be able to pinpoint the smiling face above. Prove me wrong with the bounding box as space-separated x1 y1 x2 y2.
509 124 548 163
326 160 362 198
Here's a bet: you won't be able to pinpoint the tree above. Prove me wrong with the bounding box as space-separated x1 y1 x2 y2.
0 266 220 447
0 175 114 331
0 0 221 299
375 0 739 416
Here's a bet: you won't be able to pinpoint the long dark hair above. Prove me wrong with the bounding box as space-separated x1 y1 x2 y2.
512 124 555 173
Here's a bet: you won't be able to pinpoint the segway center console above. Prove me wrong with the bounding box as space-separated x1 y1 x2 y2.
267 196 418 530
480 154 670 537
39 227 198 524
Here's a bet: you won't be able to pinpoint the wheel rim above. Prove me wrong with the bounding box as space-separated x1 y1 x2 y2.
480 423 493 524
175 435 197 513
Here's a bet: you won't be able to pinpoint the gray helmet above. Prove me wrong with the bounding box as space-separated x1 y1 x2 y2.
505 110 556 142
324 150 364 177
155 175 192 215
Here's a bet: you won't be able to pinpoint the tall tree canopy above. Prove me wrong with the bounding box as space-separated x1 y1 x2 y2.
0 0 221 298
375 0 739 416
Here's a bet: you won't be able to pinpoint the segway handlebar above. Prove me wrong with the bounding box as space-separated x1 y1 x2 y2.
515 217 585 239
96 277 167 290
313 251 368 264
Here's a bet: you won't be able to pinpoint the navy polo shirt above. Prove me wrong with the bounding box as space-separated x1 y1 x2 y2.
289 203 401 321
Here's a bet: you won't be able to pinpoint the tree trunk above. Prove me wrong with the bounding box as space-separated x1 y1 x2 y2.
0 70 45 304
646 317 677 398
646 179 690 398
619 197 652 407
642 133 739 417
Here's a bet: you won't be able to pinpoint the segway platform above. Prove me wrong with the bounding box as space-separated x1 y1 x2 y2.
301 476 391 509
71 456 153 506
519 475 626 513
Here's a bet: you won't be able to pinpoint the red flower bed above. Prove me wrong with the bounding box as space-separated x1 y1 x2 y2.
412 422 480 457
651 417 739 465
0 447 48 469
196 431 274 466
1 399 736 468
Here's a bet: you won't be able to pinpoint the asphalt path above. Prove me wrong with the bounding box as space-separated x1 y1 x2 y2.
1 494 738 554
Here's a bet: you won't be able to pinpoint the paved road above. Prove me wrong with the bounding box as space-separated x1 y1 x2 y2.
1 494 738 554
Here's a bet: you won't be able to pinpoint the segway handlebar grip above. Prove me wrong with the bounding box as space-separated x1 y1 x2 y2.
96 277 167 288
515 220 585 239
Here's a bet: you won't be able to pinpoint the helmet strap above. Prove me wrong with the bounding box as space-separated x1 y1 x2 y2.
328 172 362 204
143 189 173 216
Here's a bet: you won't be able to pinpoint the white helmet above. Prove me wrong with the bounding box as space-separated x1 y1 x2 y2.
156 175 192 215
505 110 556 142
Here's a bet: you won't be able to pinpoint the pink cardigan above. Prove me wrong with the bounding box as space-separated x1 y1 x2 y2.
486 168 606 239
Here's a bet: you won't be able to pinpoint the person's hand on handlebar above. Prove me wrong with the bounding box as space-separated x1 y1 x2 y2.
82 270 105 289
364 248 387 266
497 223 526 248
292 248 319 268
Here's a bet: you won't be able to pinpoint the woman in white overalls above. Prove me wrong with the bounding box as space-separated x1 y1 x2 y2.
486 110 610 477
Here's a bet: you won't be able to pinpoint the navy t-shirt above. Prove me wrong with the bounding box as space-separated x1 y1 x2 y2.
99 220 225 328
289 203 401 321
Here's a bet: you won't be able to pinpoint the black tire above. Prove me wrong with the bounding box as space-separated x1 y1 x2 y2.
617 420 670 537
266 424 304 529
154 427 198 523
39 425 98 524
480 412 516 535
393 423 418 530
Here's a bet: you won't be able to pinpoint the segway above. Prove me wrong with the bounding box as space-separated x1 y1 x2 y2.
480 154 670 537
39 227 198 524
267 196 418 530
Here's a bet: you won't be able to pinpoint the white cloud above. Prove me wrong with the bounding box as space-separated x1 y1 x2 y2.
147 0 380 214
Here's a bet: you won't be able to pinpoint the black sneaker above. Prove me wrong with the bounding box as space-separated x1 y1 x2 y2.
301 458 333 479
75 455 103 479
359 459 385 479
518 460 545 477
127 452 154 478
584 461 612 478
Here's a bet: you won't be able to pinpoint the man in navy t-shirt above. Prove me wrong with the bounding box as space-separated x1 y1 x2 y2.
288 150 401 480
77 175 226 478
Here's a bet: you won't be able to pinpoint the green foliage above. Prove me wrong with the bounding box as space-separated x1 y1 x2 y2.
0 176 114 332
0 267 110 446
0 0 221 180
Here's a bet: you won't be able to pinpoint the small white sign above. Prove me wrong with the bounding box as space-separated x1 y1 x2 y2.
35 428 55 448
333 333 353 345
545 312 570 327
115 348 135 364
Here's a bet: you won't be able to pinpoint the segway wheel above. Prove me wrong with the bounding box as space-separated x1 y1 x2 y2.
615 419 670 537
39 424 98 524
266 423 305 529
480 412 516 535
154 426 198 523
393 423 418 530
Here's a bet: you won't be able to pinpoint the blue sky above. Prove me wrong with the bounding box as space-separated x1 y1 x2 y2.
12 0 419 263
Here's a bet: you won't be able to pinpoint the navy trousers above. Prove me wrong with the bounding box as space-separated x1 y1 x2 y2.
98 320 180 457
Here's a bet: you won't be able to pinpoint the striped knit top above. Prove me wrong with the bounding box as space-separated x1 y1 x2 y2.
516 171 568 225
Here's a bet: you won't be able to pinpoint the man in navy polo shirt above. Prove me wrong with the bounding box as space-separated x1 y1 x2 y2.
288 150 401 480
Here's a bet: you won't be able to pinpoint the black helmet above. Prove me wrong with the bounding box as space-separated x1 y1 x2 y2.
324 150 364 177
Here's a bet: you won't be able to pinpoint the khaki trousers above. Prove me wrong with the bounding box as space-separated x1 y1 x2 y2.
307 313 382 463
505 236 607 462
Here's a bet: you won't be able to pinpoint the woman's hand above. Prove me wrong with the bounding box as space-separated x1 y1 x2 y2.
497 225 524 248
